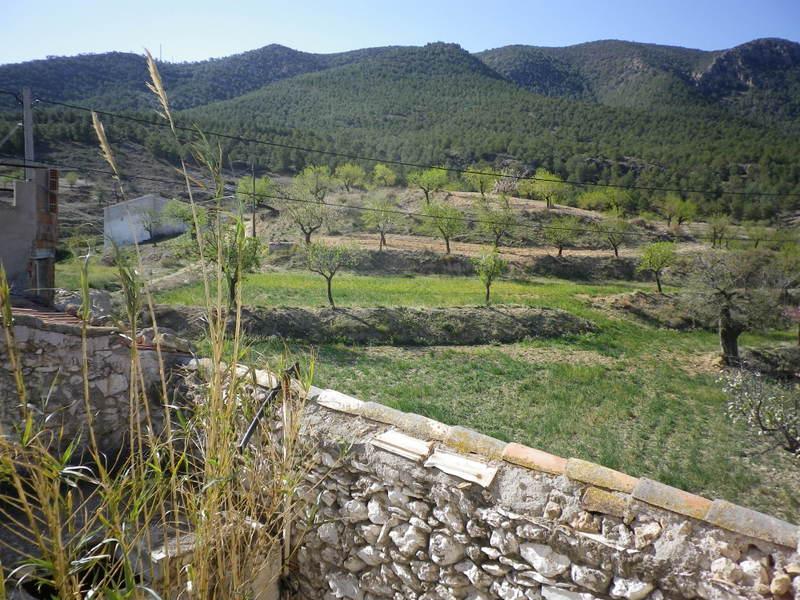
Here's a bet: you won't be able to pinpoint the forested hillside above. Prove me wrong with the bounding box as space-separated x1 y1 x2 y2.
1 38 799 219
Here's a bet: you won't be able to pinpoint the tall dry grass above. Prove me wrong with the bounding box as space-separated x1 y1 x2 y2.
0 50 321 599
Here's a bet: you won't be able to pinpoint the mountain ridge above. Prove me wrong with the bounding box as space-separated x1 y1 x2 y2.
0 38 798 220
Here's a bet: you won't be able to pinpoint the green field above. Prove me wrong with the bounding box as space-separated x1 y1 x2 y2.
155 268 799 523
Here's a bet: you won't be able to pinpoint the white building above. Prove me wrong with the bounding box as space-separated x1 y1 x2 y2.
103 194 186 248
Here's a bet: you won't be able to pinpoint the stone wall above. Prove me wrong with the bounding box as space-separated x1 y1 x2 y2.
0 311 181 456
286 388 800 600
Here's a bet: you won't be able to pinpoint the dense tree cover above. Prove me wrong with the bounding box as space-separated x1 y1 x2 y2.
478 38 800 128
2 42 799 220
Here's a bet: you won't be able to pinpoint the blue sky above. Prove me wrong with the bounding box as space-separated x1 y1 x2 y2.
3 0 800 64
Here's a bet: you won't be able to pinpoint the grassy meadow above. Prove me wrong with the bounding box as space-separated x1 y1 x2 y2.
149 267 800 522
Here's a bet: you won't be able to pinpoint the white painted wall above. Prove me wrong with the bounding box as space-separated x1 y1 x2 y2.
103 195 186 248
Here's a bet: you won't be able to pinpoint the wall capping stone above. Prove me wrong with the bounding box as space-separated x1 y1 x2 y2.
301 383 800 549
565 458 639 493
632 478 712 521
705 499 799 550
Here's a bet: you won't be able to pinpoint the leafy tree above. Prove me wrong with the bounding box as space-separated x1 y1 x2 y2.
335 163 366 192
472 250 508 304
371 163 397 187
286 167 335 244
518 169 564 209
685 250 784 365
659 194 697 227
236 175 277 237
463 164 499 199
476 194 517 247
295 165 335 202
543 215 580 256
593 216 631 257
205 217 262 308
743 222 770 249
139 207 162 245
722 369 799 456
362 194 402 251
408 168 448 205
637 241 676 293
422 201 465 254
163 198 208 242
577 189 633 214
708 214 731 248
305 242 361 309
64 171 79 189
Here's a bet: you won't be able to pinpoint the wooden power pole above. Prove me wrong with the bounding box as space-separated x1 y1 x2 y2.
22 87 34 180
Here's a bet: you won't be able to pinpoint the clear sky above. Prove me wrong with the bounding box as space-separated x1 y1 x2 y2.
3 0 800 64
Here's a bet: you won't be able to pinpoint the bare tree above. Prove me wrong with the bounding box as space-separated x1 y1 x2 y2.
685 250 785 365
722 369 799 456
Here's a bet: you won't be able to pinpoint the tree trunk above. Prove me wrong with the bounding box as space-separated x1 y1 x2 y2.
423 190 430 205
445 237 451 254
655 272 662 294
326 277 335 309
228 276 237 309
719 307 741 365
613 245 619 258
494 233 501 248
304 230 312 245
485 283 491 305
557 246 563 257
379 231 386 251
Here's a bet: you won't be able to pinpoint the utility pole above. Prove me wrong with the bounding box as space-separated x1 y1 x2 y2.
22 87 34 180
251 162 257 238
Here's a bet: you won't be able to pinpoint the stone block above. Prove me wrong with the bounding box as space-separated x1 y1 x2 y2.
581 487 630 519
704 499 799 549
565 458 638 493
371 430 433 462
445 425 508 459
502 443 566 475
632 478 710 521
316 389 365 414
424 450 498 487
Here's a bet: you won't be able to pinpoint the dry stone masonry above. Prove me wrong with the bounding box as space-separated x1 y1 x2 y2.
0 309 185 456
286 388 800 600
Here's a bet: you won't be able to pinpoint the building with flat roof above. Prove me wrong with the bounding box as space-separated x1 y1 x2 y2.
0 167 58 305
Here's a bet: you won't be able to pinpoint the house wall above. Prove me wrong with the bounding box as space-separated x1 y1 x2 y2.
0 170 51 296
103 195 186 248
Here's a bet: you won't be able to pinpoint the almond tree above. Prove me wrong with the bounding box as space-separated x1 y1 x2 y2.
372 163 397 187
685 250 785 365
285 166 336 244
593 216 631 257
335 163 366 192
362 193 402 251
408 168 449 205
543 215 580 256
637 242 676 294
306 242 361 309
421 201 465 254
476 194 517 247
722 370 799 456
518 169 564 209
464 164 499 200
473 249 508 304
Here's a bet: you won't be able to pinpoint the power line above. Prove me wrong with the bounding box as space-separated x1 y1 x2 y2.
0 157 791 245
15 91 800 201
